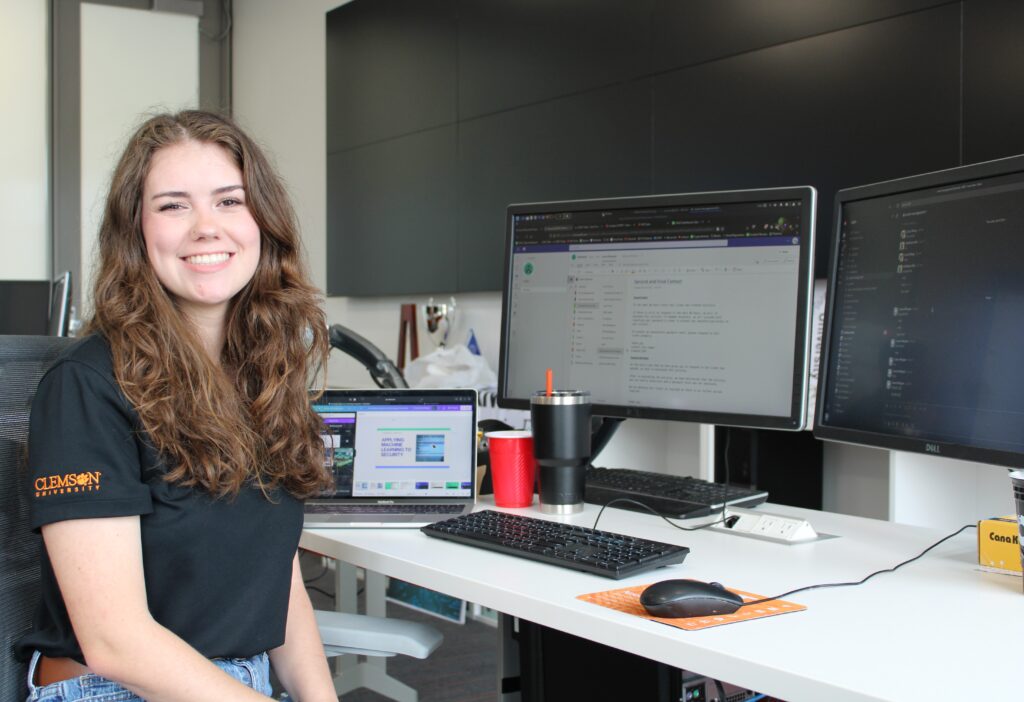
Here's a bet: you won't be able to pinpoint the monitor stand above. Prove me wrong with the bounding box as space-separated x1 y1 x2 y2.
589 416 624 462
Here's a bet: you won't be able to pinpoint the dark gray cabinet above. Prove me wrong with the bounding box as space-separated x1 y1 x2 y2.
457 80 652 291
457 0 653 120
325 0 457 153
650 0 951 73
964 0 1024 163
327 126 458 296
654 4 961 274
326 0 1024 295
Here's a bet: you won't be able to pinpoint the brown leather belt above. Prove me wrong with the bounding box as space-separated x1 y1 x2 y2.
36 655 92 686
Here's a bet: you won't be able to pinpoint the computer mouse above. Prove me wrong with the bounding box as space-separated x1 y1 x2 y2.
639 579 745 618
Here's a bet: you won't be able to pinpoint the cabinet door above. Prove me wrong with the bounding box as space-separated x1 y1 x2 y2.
653 4 961 277
327 126 458 297
964 0 1024 163
651 0 952 73
458 0 652 120
457 80 652 292
326 0 457 152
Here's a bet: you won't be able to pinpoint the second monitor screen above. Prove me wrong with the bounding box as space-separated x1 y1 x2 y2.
500 188 815 429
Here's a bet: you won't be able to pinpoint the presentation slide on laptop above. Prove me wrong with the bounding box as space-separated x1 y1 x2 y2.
317 403 474 498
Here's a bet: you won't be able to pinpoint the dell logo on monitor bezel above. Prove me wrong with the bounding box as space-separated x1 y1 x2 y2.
924 443 941 454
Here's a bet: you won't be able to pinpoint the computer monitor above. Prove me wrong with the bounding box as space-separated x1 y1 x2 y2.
498 187 817 431
0 280 50 335
48 271 72 337
815 154 1024 467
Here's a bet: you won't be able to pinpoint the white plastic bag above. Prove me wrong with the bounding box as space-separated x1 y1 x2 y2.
404 344 497 390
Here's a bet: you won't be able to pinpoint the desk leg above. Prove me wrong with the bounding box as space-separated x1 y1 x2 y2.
327 562 418 702
498 614 522 702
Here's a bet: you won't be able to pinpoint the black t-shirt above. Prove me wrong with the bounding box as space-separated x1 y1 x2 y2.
15 335 303 663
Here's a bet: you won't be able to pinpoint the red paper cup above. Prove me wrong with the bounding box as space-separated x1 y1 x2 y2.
486 430 536 508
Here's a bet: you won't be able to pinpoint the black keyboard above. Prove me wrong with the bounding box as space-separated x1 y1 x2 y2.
585 467 768 519
421 510 689 579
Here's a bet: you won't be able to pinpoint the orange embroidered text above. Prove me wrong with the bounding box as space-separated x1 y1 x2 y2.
35 471 103 497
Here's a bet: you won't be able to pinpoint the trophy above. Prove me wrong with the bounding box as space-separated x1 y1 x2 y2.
422 296 458 348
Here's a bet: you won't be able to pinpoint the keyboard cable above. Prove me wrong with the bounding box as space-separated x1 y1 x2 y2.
591 429 735 534
588 433 978 612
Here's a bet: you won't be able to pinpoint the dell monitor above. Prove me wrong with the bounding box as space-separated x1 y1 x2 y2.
815 154 1024 466
498 187 817 431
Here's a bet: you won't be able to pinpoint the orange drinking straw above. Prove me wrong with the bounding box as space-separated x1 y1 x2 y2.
545 368 553 396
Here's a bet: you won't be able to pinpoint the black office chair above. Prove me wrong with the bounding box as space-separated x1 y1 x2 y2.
0 335 440 701
328 324 407 389
0 335 75 700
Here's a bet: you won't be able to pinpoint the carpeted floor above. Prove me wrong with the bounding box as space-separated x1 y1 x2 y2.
293 550 500 702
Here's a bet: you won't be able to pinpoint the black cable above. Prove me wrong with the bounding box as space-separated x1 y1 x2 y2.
302 561 329 585
306 585 333 600
714 679 727 702
585 435 976 610
299 548 329 585
587 456 978 609
720 428 732 525
591 429 735 533
592 497 729 532
305 582 366 600
741 522 977 607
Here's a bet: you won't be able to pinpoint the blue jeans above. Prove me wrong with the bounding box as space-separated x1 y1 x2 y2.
25 650 273 700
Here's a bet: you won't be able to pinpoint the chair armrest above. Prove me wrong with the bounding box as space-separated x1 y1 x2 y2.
314 610 443 659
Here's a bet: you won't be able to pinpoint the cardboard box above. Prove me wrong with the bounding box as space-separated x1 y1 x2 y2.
977 516 1022 575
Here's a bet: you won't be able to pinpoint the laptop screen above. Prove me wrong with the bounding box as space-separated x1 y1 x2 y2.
312 389 477 499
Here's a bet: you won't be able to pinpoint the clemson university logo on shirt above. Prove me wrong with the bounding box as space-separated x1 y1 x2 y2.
35 471 103 498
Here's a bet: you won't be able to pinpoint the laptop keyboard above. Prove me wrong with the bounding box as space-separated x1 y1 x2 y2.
307 503 466 515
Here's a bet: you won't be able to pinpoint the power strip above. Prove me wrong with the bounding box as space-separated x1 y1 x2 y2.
708 506 821 544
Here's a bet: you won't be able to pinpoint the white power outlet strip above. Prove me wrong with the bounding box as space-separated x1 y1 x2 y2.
708 506 821 544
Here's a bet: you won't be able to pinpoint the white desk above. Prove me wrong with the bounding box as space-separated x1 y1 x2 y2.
301 499 1022 701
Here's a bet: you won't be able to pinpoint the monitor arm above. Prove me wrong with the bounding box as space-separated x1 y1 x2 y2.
328 323 408 389
590 417 624 462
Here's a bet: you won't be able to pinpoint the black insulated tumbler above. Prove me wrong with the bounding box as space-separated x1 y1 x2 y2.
530 390 591 514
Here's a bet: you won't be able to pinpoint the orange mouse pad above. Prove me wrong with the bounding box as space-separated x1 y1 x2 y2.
577 583 806 631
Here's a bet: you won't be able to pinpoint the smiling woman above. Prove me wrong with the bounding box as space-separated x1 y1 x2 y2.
15 111 339 702
91 111 330 499
141 140 261 342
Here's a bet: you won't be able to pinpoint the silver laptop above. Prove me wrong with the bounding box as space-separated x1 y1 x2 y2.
304 388 477 528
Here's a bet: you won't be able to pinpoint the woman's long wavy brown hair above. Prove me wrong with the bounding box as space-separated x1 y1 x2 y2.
86 110 331 499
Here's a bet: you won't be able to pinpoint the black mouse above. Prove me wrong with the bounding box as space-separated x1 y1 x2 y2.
639 579 745 618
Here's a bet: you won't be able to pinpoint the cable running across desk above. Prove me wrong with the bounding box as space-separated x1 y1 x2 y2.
422 510 689 579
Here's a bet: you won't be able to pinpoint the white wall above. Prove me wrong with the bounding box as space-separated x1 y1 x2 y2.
0 0 49 280
822 442 889 520
79 4 199 314
0 1 198 295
